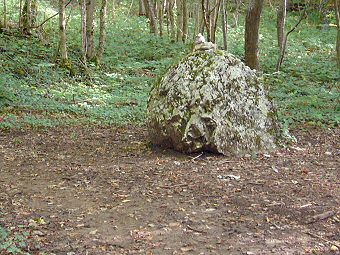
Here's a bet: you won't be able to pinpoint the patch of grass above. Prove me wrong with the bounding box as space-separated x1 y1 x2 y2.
0 5 339 129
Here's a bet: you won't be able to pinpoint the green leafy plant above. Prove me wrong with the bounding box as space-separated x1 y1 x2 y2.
0 226 31 255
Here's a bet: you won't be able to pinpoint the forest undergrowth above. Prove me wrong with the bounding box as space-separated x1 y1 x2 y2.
0 3 339 129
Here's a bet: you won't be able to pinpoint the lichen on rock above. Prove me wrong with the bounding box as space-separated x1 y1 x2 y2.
147 50 281 155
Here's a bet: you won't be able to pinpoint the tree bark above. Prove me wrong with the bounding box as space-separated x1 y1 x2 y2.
194 3 200 37
335 0 340 67
176 0 183 41
202 0 211 41
182 0 189 42
3 0 7 28
211 0 222 43
86 0 95 60
59 0 68 65
96 0 107 65
245 0 264 71
158 0 164 37
31 0 38 27
144 0 158 34
22 0 32 34
139 0 146 16
277 0 287 49
168 0 175 41
221 0 228 50
19 0 22 29
81 0 87 62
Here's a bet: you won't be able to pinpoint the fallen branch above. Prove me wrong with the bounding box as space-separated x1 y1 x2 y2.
158 183 187 189
186 225 207 234
305 231 340 248
307 210 336 224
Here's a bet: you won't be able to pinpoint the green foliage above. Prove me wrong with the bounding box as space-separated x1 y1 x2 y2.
0 226 31 255
0 5 338 129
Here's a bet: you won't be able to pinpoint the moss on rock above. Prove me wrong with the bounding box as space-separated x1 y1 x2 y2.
147 51 282 155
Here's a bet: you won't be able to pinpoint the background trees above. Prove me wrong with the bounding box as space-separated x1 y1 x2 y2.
1 0 338 71
0 0 338 129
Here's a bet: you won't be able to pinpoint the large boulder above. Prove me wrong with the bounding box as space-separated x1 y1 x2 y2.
147 50 281 155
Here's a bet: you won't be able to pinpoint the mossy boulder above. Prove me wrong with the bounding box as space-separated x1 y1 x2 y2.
147 51 281 155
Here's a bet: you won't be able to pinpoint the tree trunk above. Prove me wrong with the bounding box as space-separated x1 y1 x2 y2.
59 0 68 65
19 0 22 29
234 0 240 27
3 0 7 29
182 0 189 42
277 0 287 49
168 0 175 41
335 0 340 67
159 0 164 37
86 0 95 60
193 3 200 37
144 0 158 34
211 0 222 43
221 0 228 50
202 0 211 41
31 0 38 27
176 0 183 41
22 0 32 34
81 0 87 62
139 0 146 16
245 0 264 71
96 0 107 65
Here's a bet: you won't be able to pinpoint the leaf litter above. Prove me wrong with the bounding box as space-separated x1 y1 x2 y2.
0 126 339 254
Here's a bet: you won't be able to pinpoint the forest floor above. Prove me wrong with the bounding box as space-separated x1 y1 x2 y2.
0 126 339 255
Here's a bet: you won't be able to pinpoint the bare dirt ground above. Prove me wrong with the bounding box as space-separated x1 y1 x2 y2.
0 126 339 255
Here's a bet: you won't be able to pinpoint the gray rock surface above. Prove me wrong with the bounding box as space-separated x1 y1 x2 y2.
147 51 281 155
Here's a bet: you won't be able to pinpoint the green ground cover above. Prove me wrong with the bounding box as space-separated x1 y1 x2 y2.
0 4 339 129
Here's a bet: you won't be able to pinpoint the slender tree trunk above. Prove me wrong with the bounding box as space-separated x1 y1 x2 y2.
276 10 306 71
234 0 240 27
96 0 107 65
168 0 175 41
3 0 7 28
159 0 164 36
176 0 183 41
221 0 228 50
86 0 95 60
194 3 200 37
19 0 23 29
245 0 264 71
202 0 211 41
335 0 340 67
211 0 222 43
182 0 189 42
277 0 287 49
59 0 68 65
81 0 87 62
144 0 158 34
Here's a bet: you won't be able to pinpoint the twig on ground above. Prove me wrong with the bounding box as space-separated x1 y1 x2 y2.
158 183 188 189
189 152 204 161
186 225 207 234
305 231 340 247
307 210 336 224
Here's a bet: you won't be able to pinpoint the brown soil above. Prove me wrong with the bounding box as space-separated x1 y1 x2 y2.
0 126 339 255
